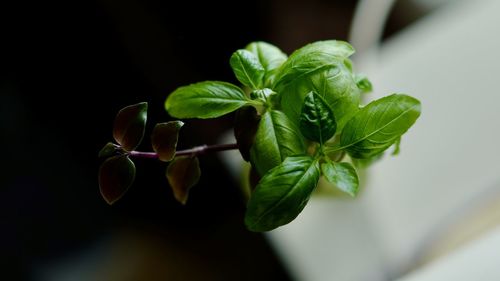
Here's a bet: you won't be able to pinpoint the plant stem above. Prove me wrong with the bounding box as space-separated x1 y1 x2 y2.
128 143 239 159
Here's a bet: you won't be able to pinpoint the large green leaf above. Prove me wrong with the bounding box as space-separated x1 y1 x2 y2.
273 40 355 90
166 156 201 205
151 121 184 162
230 49 265 89
340 94 421 158
99 155 136 205
113 102 148 151
280 63 360 132
321 161 359 197
245 41 287 87
245 156 320 232
250 110 306 176
274 41 360 132
299 91 336 144
165 81 250 119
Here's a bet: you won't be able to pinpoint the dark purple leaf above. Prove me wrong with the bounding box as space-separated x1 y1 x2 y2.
113 102 147 151
166 156 200 205
151 121 184 162
99 155 136 205
98 142 121 158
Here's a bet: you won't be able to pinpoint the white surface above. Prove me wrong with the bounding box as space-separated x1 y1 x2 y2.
365 0 500 272
396 225 500 281
267 0 500 280
267 198 388 281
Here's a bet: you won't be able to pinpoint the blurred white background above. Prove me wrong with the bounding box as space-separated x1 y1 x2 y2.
267 0 500 280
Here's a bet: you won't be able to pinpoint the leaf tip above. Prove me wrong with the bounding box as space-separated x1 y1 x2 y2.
113 102 148 151
347 189 358 198
100 190 119 205
166 156 200 205
174 193 189 205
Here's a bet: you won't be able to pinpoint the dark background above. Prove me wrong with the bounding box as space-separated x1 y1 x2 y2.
0 0 422 280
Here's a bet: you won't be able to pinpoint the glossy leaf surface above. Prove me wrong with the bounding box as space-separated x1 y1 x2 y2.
321 161 359 197
165 81 249 119
245 156 320 232
230 49 265 89
151 121 184 162
245 41 287 86
113 102 147 151
273 40 354 90
250 110 305 176
299 91 336 143
274 41 360 131
340 94 421 158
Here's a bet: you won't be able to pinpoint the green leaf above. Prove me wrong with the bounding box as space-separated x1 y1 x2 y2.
245 41 287 86
98 142 121 158
113 102 148 151
340 94 421 158
250 110 306 176
299 91 336 144
274 41 360 132
151 121 184 162
99 155 136 205
245 156 320 232
273 40 355 90
234 106 260 162
165 81 250 119
392 136 401 155
166 156 201 205
250 88 275 104
355 74 373 94
230 49 265 89
321 161 359 197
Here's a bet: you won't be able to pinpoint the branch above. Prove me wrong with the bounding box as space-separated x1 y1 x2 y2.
128 143 239 159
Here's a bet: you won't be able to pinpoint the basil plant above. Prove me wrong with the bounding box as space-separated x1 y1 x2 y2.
164 40 421 232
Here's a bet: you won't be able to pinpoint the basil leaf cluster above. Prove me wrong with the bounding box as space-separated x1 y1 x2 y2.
165 40 421 231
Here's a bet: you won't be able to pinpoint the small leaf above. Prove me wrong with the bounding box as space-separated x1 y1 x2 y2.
250 88 275 103
355 74 373 93
321 161 359 197
99 155 136 205
166 156 201 205
245 41 287 86
392 137 401 155
250 110 306 176
230 49 265 89
234 106 260 162
299 91 337 144
98 142 121 158
245 156 320 232
113 102 148 151
151 121 184 162
340 94 421 158
165 81 249 119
